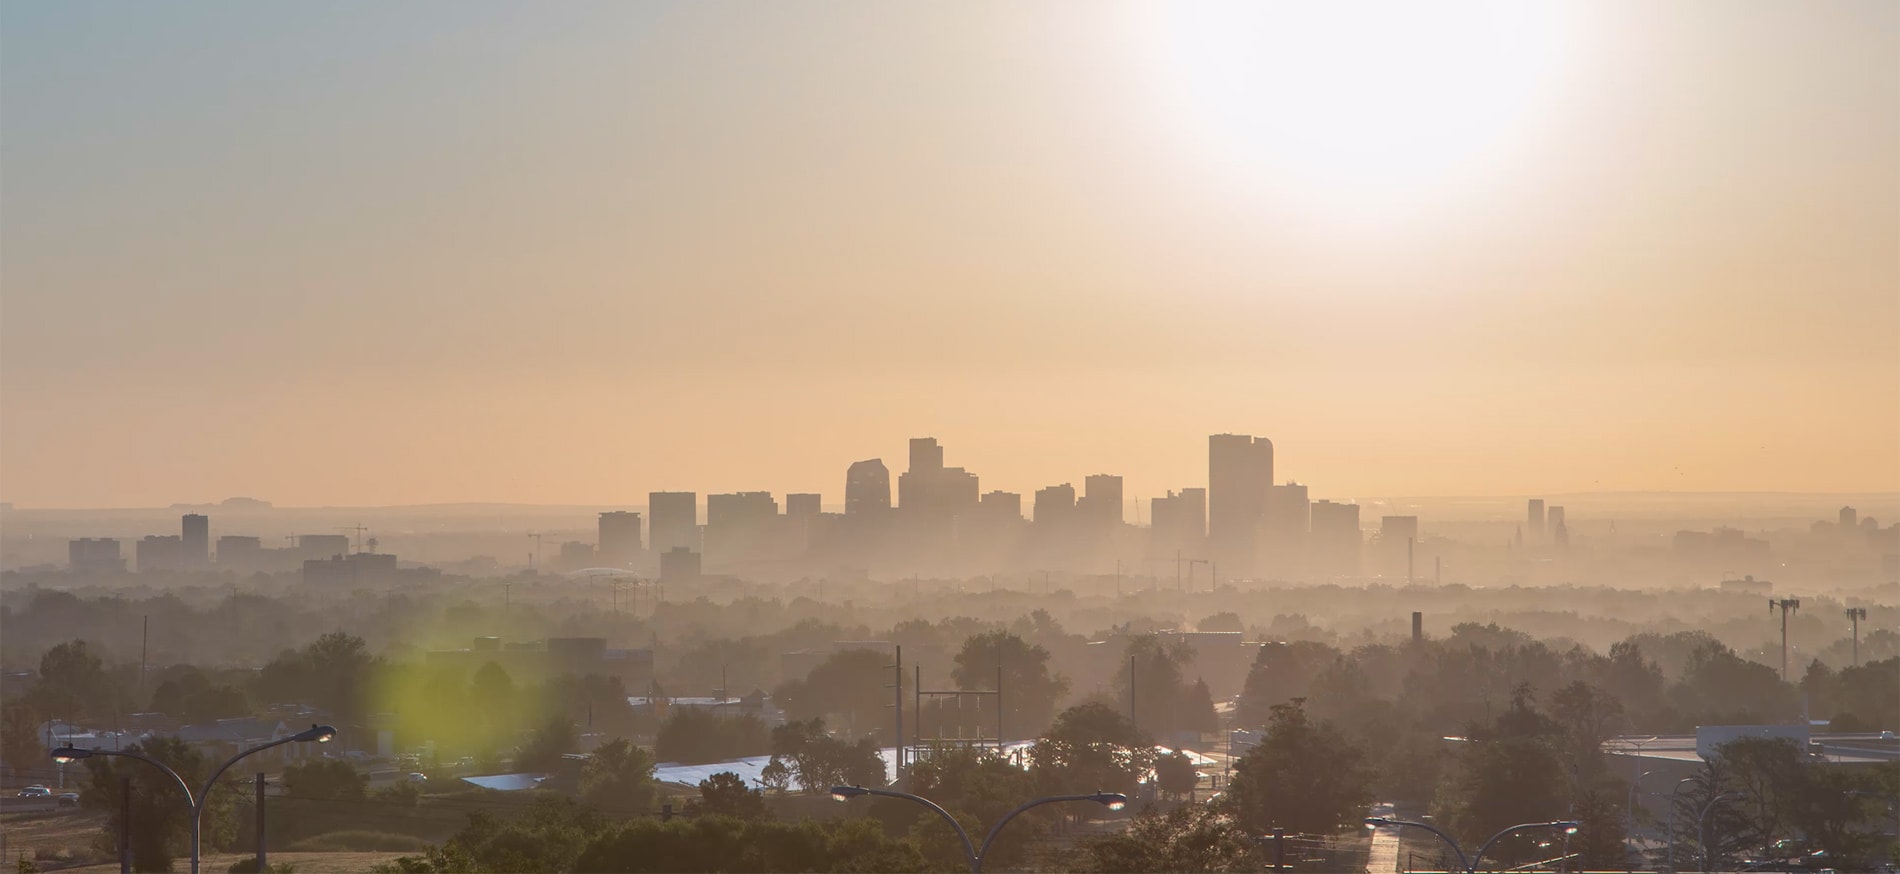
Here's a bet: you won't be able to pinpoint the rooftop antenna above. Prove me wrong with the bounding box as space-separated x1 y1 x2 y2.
337 525 369 554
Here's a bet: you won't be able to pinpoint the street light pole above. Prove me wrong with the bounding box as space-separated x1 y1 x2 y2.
54 724 336 874
1666 777 1695 872
1625 765 1654 871
1696 792 1743 873
1366 817 1579 874
833 785 1126 873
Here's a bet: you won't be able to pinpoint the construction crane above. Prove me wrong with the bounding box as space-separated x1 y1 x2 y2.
336 525 369 554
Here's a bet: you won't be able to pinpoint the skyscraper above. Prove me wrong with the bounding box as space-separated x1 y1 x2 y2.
845 459 891 515
785 493 822 518
1309 500 1361 577
1208 434 1272 575
1263 482 1310 577
648 492 698 555
1528 499 1545 539
182 513 209 566
598 511 642 568
1033 483 1077 526
69 538 123 573
896 438 979 523
1840 506 1858 530
1149 488 1206 556
1548 506 1568 548
1078 474 1124 529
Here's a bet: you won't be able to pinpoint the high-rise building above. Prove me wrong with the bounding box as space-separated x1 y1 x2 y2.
559 541 596 570
660 546 702 582
1149 488 1207 556
216 535 262 565
896 437 980 532
137 535 188 572
979 490 1022 520
705 491 778 565
1380 515 1419 579
1548 506 1568 548
1078 474 1124 529
846 460 891 515
598 511 642 568
1209 434 1273 574
1840 506 1858 530
648 492 699 555
182 514 209 566
1263 482 1310 577
1309 500 1361 576
1528 499 1545 539
786 493 822 518
1034 483 1077 526
69 538 123 573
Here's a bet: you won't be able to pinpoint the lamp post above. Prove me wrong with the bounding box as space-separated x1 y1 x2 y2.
1625 767 1654 871
1365 816 1579 874
1696 792 1743 873
1665 777 1695 872
53 723 336 874
832 785 1126 873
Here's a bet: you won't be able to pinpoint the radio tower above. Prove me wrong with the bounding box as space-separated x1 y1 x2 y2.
1770 598 1801 681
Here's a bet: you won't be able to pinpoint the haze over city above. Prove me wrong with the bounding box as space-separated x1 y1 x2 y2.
1 3 1896 874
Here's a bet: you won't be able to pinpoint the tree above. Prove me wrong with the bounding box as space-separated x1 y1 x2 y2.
1225 699 1370 834
1112 634 1196 740
770 719 887 792
952 630 1071 738
281 758 367 801
1 698 45 772
894 745 1045 869
759 757 792 794
1032 702 1155 795
1197 612 1244 633
1068 804 1257 873
1431 687 1569 861
32 640 124 723
1181 678 1218 736
696 771 766 819
773 650 892 740
1154 751 1198 800
579 738 657 813
1550 680 1623 780
517 714 579 772
655 709 770 764
81 736 238 872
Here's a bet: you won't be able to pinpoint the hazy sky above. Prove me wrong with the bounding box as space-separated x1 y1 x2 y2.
3 1 1896 508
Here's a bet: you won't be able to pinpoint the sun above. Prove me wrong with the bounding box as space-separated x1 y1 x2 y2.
1141 1 1577 223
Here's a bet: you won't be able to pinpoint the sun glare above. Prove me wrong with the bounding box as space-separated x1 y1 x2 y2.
1144 1 1576 223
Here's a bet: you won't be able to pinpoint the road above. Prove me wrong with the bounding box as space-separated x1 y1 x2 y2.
1365 802 1400 873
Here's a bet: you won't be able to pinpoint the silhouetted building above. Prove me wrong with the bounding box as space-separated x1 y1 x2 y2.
660 546 701 582
1840 506 1858 530
786 493 821 518
845 460 891 516
1309 500 1361 577
136 535 189 572
1034 483 1077 526
181 514 209 566
1150 488 1206 556
897 438 979 520
1078 474 1124 530
302 551 399 586
1528 499 1545 540
597 511 642 568
1379 516 1419 579
980 490 1022 519
1548 506 1568 548
68 538 123 573
648 492 698 555
1209 434 1272 575
1263 482 1309 578
706 491 778 566
559 541 595 570
296 534 351 560
216 535 262 564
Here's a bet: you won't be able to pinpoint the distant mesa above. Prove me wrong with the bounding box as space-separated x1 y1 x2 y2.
169 497 273 511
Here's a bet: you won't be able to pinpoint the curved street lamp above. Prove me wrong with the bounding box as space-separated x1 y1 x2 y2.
53 723 336 874
1695 791 1744 873
1365 816 1579 873
832 785 1126 873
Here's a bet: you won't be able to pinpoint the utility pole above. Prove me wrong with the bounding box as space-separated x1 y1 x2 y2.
1845 607 1867 666
254 772 267 873
1770 598 1801 681
889 647 903 777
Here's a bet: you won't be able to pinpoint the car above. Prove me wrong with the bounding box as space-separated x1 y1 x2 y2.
1881 730 1896 740
56 793 79 807
406 772 428 783
17 785 51 798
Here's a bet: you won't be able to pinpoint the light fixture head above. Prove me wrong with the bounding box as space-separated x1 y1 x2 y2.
51 747 91 765
292 724 338 744
1364 817 1389 830
1092 792 1129 811
1557 821 1580 835
830 785 866 803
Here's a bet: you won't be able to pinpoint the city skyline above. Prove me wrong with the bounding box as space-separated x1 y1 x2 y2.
3 1 1896 508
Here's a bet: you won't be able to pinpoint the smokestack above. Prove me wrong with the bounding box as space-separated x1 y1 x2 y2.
1412 612 1423 643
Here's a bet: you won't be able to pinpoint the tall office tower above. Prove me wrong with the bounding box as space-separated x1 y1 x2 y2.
648 492 699 555
69 538 124 573
1548 506 1568 547
182 514 209 566
216 535 263 566
1033 483 1077 526
598 511 643 568
897 437 979 524
1840 506 1858 530
1149 488 1207 556
1528 499 1546 539
1208 434 1273 574
979 490 1022 520
1380 515 1420 579
845 459 891 515
1077 474 1125 529
705 491 778 565
1309 500 1361 576
1263 482 1310 576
